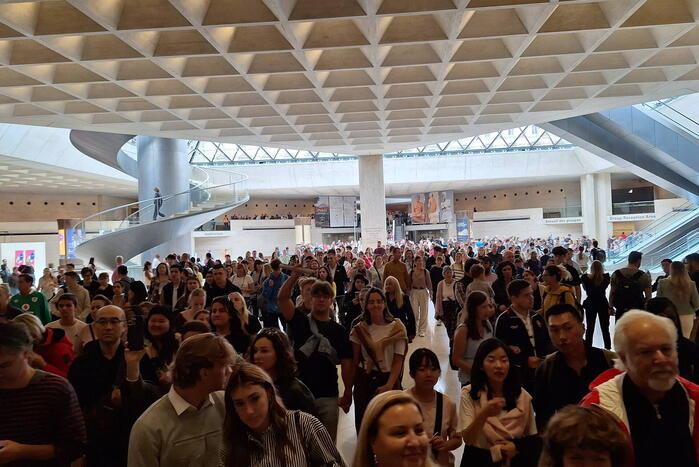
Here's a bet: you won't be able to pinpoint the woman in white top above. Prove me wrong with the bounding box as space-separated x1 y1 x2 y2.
657 261 699 338
576 246 590 274
349 287 408 433
37 268 57 300
458 338 539 467
436 266 459 352
406 348 461 466
369 255 385 289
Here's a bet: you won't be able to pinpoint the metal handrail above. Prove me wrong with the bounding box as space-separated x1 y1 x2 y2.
118 165 210 228
73 166 248 242
607 201 698 262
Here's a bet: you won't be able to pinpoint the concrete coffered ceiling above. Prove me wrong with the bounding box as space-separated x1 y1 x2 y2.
0 1 699 155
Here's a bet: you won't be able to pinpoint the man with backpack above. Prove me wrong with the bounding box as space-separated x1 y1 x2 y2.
589 240 606 263
609 250 651 320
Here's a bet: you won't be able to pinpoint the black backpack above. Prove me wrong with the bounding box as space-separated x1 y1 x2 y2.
592 248 607 263
612 270 645 311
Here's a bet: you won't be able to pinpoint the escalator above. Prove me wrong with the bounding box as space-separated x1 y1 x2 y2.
542 94 699 268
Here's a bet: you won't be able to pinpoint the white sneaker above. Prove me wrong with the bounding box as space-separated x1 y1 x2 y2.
418 332 426 337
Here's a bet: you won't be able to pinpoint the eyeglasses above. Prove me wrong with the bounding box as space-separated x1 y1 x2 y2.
95 318 126 326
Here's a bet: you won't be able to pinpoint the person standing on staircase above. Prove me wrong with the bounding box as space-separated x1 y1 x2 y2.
152 187 165 220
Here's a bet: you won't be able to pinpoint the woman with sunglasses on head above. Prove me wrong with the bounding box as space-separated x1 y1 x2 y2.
458 338 539 466
220 362 345 466
249 328 316 415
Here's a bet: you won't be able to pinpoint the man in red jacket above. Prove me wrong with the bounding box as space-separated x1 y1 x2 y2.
581 310 699 467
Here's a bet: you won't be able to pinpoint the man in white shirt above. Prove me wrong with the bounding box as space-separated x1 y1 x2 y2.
128 334 238 467
46 294 87 353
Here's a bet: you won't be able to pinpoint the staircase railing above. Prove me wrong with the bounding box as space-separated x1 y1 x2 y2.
644 231 699 271
72 166 247 243
606 201 698 263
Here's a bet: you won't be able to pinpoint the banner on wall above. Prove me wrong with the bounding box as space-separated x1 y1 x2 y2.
456 210 471 242
1 242 46 272
314 197 330 227
343 197 356 227
426 192 440 224
411 194 426 224
329 196 345 227
439 191 454 223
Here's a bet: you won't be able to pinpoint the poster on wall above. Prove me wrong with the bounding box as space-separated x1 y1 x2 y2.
456 211 470 242
343 197 356 227
427 192 440 224
314 196 330 227
411 194 426 224
1 242 47 273
439 191 454 223
329 196 345 227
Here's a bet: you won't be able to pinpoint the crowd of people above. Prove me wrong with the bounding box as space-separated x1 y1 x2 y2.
1 238 699 467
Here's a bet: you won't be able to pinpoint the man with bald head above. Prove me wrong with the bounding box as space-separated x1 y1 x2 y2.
68 305 158 467
582 310 699 467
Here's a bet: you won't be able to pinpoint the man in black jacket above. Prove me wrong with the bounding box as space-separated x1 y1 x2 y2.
67 305 158 467
204 264 240 308
160 264 186 310
326 249 348 299
534 304 614 429
494 279 553 394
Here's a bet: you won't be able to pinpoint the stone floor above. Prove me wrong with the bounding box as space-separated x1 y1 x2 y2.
333 300 611 466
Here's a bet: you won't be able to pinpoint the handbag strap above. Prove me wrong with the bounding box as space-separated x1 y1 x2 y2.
433 391 444 436
354 325 381 373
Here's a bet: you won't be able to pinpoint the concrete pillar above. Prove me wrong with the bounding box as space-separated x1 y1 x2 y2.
594 172 613 245
580 174 597 238
358 154 387 247
136 136 193 262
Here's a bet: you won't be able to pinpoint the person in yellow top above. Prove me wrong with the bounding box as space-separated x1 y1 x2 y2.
540 265 577 316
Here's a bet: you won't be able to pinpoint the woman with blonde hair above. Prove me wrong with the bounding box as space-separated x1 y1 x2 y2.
384 275 416 341
13 312 74 377
173 287 206 332
228 291 262 335
220 361 343 466
353 390 435 467
349 287 408 432
658 261 699 338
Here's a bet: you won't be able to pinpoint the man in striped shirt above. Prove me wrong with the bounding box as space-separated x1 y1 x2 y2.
0 321 86 466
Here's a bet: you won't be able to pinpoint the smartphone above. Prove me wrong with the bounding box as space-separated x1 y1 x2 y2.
127 315 145 351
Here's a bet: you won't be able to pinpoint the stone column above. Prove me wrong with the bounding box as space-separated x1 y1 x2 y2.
136 136 193 262
594 172 613 245
580 174 597 238
358 154 387 247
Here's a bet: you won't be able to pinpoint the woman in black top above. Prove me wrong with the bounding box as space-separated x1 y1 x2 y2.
491 261 515 314
581 260 611 349
249 328 316 415
210 296 251 355
384 276 416 342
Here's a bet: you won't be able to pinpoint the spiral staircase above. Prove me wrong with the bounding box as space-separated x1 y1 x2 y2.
69 131 248 267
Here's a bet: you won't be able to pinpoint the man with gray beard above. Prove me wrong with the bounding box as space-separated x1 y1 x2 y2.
582 310 699 467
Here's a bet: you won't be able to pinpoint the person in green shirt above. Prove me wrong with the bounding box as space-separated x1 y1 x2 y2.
9 273 52 325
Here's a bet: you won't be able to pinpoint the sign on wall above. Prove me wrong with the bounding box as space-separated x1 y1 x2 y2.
607 213 657 222
343 197 356 227
456 210 470 242
329 196 345 227
314 196 330 227
411 194 426 224
1 242 47 273
439 191 454 223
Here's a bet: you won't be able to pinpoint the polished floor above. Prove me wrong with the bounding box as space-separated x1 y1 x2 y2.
334 301 611 466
